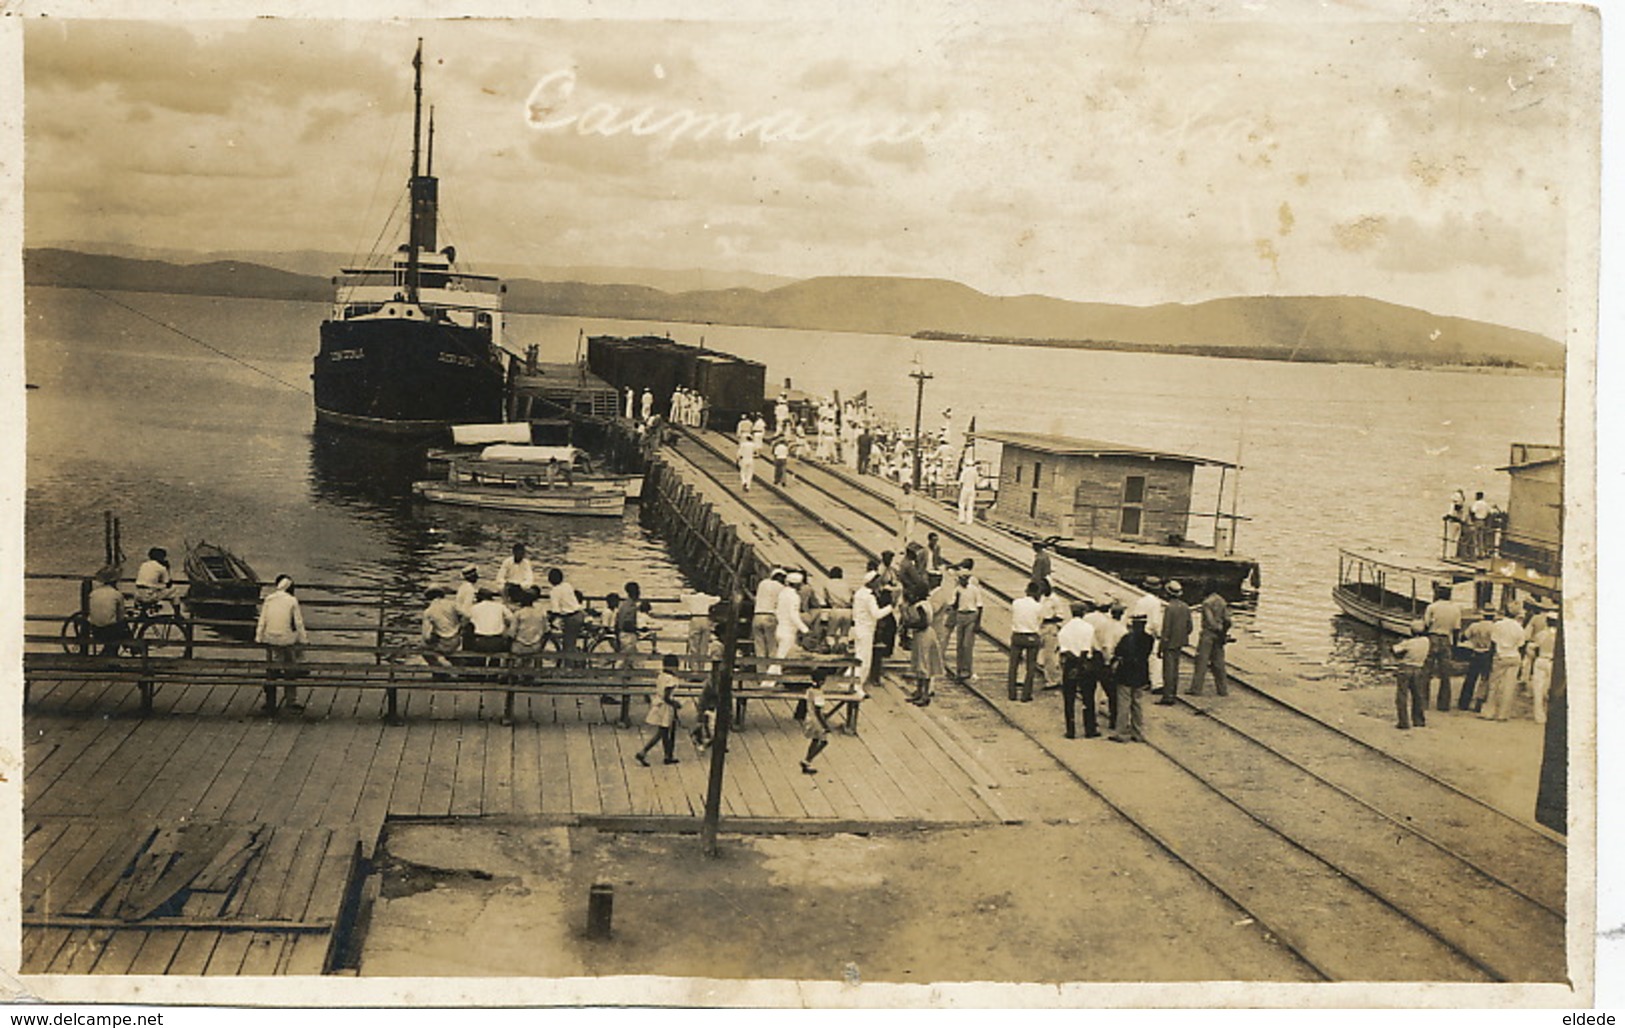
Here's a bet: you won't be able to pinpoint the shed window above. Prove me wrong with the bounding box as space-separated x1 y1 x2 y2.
1120 474 1147 536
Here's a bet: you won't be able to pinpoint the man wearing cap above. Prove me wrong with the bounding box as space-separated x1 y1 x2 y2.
852 570 893 690
1420 585 1463 711
1008 581 1045 702
1037 580 1068 689
256 575 309 714
467 587 515 660
1189 589 1233 697
951 561 984 683
1391 620 1432 729
773 570 811 673
454 564 481 619
1109 613 1155 742
1156 581 1193 705
1057 602 1097 738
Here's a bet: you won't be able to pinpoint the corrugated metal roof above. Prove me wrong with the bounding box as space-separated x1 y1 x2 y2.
979 430 1237 469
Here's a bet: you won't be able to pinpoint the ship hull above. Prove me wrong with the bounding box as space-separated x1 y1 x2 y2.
314 318 506 435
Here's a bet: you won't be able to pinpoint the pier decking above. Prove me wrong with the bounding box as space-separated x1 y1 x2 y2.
21 421 1569 984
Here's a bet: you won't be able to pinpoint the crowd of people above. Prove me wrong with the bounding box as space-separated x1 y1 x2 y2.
1390 585 1558 730
724 392 980 506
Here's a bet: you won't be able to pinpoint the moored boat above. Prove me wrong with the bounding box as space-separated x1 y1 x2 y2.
183 540 262 633
1331 548 1485 635
413 455 628 516
312 41 510 436
412 479 626 517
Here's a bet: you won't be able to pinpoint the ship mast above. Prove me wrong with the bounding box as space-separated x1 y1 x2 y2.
405 39 440 305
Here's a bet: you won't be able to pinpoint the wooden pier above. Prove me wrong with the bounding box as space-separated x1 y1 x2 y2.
20 421 1571 984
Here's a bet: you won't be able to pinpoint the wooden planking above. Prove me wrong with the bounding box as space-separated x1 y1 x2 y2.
239 827 330 976
862 689 982 822
752 707 839 820
562 720 603 817
28 715 143 815
590 723 634 817
537 722 574 816
510 723 545 817
481 719 515 816
23 928 74 974
28 823 117 918
217 718 303 824
734 707 811 819
319 719 387 827
281 828 359 975
352 721 411 831
89 926 151 975
202 825 299 975
61 825 159 917
251 717 333 826
418 718 460 817
385 720 437 819
22 819 74 884
449 712 488 817
156 717 259 824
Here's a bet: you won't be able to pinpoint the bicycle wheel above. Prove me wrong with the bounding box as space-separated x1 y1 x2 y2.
137 615 195 659
59 612 92 656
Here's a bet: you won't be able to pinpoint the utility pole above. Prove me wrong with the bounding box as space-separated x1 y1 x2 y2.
701 587 743 857
909 360 933 491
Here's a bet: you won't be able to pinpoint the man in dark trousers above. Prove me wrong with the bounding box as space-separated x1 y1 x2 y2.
1057 602 1098 738
1109 613 1155 742
1188 589 1232 697
1156 580 1193 705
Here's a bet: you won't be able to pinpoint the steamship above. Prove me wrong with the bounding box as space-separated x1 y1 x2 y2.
313 41 510 436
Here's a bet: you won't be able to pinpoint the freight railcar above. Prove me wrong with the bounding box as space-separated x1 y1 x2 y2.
586 335 766 426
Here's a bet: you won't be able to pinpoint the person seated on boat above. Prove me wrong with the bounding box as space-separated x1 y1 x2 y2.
545 456 574 487
133 547 178 608
466 587 515 662
421 587 463 666
85 567 132 656
497 543 536 605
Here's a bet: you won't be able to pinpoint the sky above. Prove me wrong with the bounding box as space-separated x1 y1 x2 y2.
21 4 1593 340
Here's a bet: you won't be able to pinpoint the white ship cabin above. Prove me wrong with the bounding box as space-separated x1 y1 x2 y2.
331 245 504 335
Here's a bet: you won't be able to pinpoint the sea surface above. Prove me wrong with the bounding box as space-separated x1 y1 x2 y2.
24 286 1564 684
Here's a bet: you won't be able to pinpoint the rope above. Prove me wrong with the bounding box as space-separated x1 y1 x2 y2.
85 289 312 396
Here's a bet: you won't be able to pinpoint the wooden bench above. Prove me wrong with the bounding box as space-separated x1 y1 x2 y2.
21 651 865 727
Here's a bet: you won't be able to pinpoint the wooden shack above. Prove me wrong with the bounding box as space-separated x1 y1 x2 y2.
1492 442 1562 589
979 430 1259 596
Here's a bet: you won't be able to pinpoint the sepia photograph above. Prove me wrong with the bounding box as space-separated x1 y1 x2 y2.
5 0 1605 1008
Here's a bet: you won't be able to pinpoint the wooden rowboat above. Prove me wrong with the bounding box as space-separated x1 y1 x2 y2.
412 479 626 517
183 540 262 632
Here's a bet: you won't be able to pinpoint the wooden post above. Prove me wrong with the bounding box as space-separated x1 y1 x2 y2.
701 590 742 858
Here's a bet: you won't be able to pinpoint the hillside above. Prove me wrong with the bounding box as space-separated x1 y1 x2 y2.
23 248 1563 368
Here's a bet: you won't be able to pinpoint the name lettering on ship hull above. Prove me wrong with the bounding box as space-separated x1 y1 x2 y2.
438 352 478 368
328 348 365 362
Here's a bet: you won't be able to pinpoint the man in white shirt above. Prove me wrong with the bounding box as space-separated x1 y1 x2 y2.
255 575 309 714
851 571 893 693
957 458 978 525
1421 587 1464 710
1391 619 1432 729
773 570 811 674
496 542 536 604
1037 582 1069 689
134 547 177 606
1089 602 1128 727
467 587 515 661
752 569 785 671
1008 581 1045 702
421 587 463 665
897 482 919 545
1480 609 1528 721
737 434 757 491
951 562 984 683
547 567 586 659
1527 616 1558 724
1057 602 1097 739
1131 577 1165 638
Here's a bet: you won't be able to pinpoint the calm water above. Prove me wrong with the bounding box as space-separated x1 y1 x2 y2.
25 287 1563 685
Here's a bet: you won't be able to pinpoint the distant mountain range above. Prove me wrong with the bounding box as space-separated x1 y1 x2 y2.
24 246 1563 369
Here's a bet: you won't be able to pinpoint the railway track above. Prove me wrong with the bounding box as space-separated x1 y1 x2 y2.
664 427 1567 982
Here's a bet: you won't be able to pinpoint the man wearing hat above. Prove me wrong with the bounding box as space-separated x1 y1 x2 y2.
1156 581 1192 705
1131 577 1165 637
1526 612 1558 724
1391 620 1432 729
773 570 811 673
1057 602 1098 738
1189 589 1233 697
951 561 984 683
1029 540 1052 590
85 567 132 656
134 547 177 607
1108 611 1155 742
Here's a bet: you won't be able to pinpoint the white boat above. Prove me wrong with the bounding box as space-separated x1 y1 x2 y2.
462 446 643 498
1331 549 1486 635
412 479 626 517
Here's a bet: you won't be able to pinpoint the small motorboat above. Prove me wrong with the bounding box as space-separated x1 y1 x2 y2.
414 457 628 517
